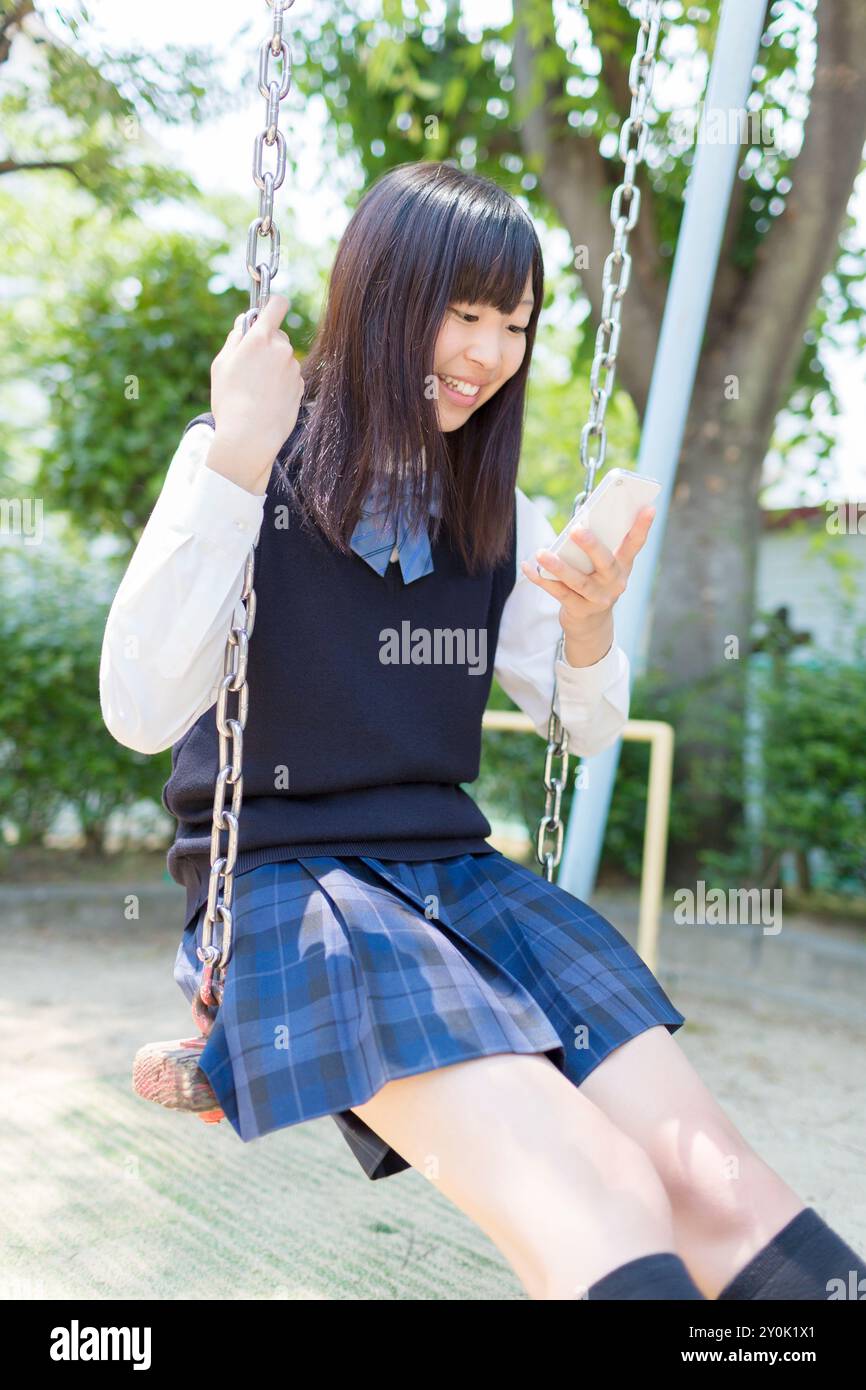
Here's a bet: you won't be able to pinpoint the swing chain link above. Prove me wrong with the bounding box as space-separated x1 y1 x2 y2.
196 0 294 1019
245 0 295 332
535 0 663 883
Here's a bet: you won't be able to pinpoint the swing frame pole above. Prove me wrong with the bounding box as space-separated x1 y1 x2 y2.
556 0 768 905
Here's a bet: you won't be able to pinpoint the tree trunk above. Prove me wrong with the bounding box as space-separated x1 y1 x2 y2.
645 383 775 686
81 818 107 856
642 379 778 868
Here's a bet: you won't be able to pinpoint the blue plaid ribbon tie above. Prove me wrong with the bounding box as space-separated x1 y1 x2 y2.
349 471 441 584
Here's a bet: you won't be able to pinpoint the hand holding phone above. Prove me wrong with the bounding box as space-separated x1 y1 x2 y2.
532 469 661 580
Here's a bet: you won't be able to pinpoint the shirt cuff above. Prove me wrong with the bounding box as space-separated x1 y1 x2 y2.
555 639 625 698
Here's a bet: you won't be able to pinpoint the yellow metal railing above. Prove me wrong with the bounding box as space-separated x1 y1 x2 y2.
481 713 674 973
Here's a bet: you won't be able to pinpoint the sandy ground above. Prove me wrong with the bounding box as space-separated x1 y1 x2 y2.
1 878 864 1301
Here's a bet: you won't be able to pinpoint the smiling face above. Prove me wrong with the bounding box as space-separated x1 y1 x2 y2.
432 270 535 431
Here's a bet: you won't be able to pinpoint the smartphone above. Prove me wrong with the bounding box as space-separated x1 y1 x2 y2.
530 468 661 580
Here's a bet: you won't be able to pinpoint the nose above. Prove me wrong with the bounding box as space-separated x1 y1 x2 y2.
463 327 503 377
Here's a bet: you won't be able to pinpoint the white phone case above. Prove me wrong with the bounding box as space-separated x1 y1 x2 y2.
531 468 661 580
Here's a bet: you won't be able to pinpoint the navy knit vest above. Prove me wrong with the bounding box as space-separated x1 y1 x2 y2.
162 413 519 930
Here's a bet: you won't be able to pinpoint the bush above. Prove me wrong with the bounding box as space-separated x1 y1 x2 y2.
711 654 866 895
0 545 170 862
477 655 866 897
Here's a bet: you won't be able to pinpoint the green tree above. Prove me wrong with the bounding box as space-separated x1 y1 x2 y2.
290 0 866 681
282 0 866 854
29 227 318 546
1 0 234 211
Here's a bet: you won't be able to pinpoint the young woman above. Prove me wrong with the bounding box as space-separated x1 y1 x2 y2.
100 161 864 1301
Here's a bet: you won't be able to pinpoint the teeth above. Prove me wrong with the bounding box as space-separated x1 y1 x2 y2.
439 374 479 397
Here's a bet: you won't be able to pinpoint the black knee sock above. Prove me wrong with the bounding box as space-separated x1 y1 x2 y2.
587 1252 706 1300
717 1206 866 1301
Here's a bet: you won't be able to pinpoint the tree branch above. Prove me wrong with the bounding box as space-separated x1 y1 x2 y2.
0 157 81 178
511 0 668 415
0 0 34 67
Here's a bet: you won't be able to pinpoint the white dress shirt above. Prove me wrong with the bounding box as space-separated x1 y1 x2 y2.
99 421 631 758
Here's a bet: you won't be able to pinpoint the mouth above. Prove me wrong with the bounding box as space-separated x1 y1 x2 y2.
437 373 483 407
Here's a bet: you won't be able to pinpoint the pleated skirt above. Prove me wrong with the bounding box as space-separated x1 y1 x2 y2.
173 850 686 1181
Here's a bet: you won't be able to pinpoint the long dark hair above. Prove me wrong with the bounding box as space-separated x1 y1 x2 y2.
278 161 545 574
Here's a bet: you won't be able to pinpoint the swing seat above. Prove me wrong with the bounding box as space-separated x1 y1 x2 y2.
132 1036 225 1123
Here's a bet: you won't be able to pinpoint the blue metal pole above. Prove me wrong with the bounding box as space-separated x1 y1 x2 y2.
557 0 767 901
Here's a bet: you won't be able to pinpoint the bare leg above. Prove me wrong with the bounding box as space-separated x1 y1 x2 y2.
577 1025 808 1298
351 1049 683 1299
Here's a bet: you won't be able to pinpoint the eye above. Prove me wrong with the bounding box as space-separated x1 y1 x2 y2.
450 307 529 334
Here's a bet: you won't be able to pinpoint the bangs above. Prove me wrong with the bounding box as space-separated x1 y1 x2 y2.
286 161 544 575
445 195 538 317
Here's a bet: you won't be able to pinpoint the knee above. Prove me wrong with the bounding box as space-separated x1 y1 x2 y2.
581 1122 676 1234
490 1116 675 1266
515 1125 678 1300
652 1117 773 1231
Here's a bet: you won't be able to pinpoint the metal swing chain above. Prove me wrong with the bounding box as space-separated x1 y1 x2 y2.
194 0 295 1027
534 0 664 882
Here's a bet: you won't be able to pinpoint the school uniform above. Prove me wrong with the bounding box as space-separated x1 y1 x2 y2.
100 414 685 1181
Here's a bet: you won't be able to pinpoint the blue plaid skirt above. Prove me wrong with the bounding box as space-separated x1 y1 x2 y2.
173 851 686 1181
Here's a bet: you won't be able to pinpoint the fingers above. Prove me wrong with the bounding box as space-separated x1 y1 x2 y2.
533 525 613 597
518 559 590 605
249 292 291 336
569 525 618 574
518 505 658 618
221 296 293 359
615 505 656 567
526 530 622 606
222 312 246 349
518 562 603 631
